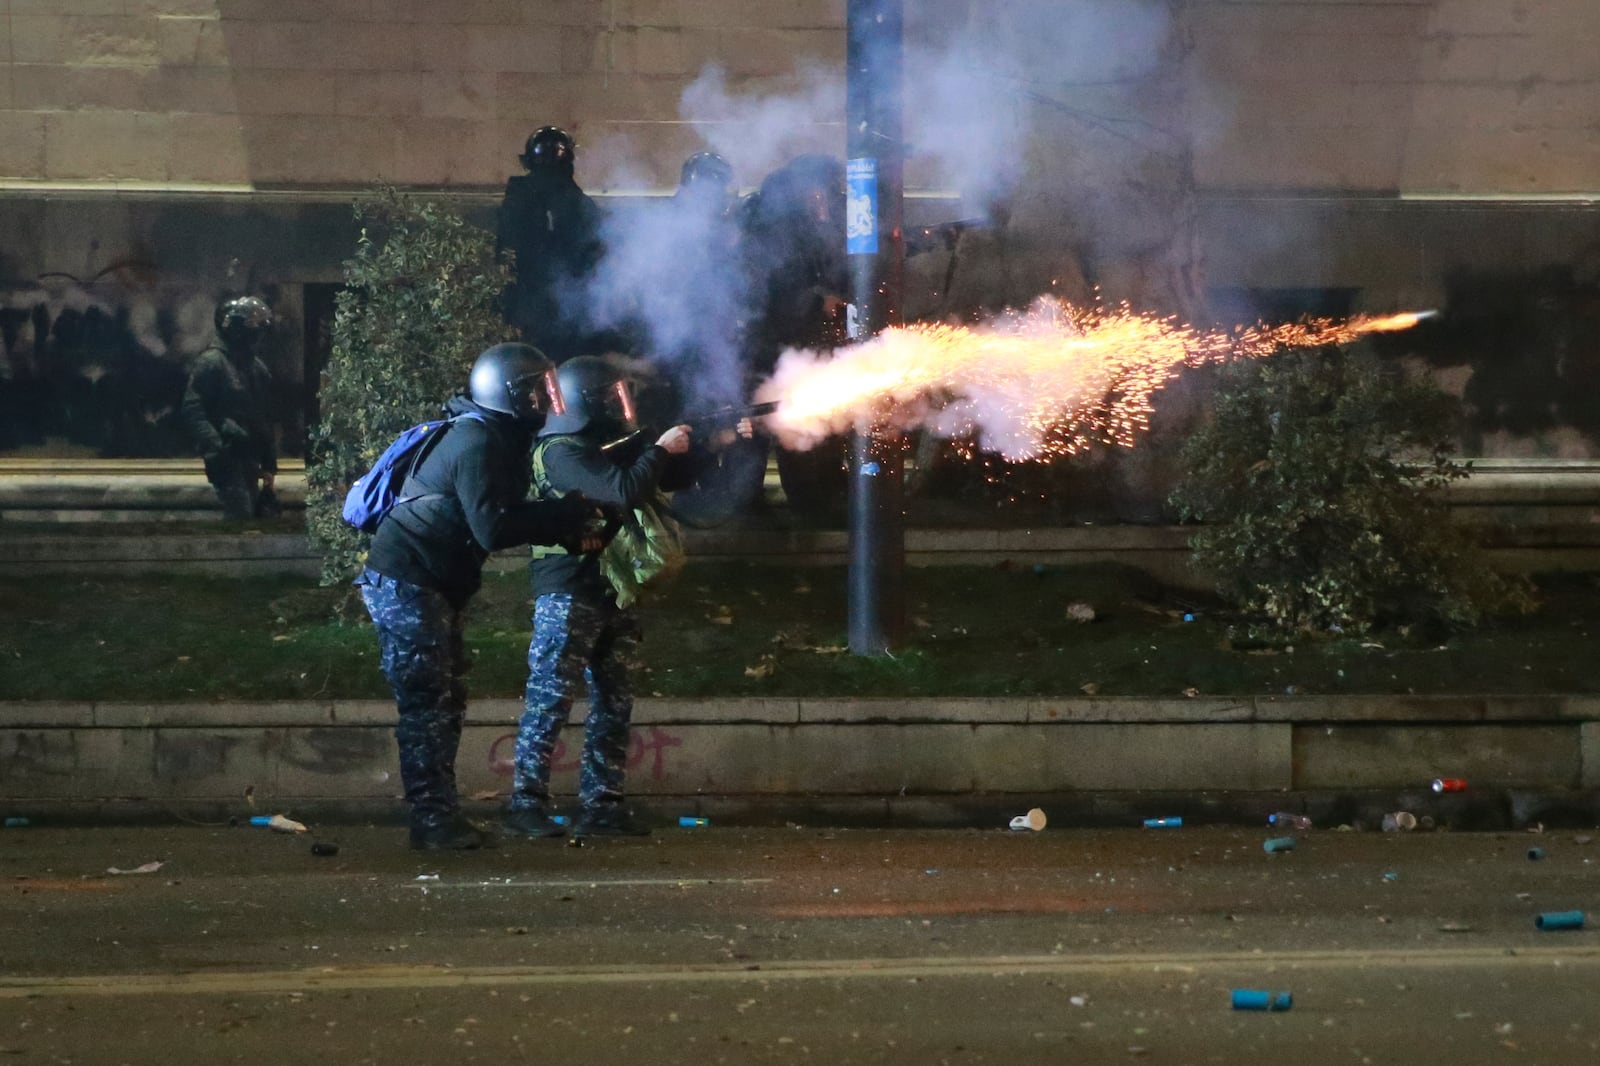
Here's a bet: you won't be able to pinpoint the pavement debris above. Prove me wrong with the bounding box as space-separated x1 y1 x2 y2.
1008 808 1047 832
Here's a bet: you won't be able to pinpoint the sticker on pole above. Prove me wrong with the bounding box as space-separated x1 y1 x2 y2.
847 158 878 255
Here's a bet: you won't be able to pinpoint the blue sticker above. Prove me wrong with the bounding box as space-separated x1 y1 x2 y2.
847 158 877 255
859 461 881 476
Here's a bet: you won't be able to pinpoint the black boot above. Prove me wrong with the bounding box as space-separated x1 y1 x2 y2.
410 813 496 851
500 807 568 839
572 806 651 840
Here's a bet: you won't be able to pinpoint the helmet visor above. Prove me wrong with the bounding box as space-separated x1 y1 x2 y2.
509 368 566 418
603 379 636 427
579 378 636 429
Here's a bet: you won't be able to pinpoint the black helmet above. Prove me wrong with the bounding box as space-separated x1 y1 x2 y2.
679 151 733 193
469 343 562 424
520 126 576 175
540 356 637 437
214 295 273 351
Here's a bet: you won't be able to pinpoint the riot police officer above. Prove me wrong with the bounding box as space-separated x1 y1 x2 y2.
504 356 695 842
181 295 278 520
496 126 605 362
359 342 599 851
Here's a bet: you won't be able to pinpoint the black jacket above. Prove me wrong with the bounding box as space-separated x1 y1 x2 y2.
529 424 691 600
181 345 276 470
365 396 587 607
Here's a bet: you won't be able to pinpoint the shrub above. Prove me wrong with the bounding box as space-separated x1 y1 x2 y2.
305 186 514 585
1170 345 1533 635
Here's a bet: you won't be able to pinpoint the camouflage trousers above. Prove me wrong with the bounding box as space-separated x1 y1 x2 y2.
509 592 642 814
358 568 469 827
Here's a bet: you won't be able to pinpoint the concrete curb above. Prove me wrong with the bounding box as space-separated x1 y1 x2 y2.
5 697 1600 824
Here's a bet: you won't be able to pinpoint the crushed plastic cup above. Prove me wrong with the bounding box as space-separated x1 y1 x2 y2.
1231 989 1293 1011
1009 808 1047 832
1431 778 1468 793
1143 817 1182 829
1263 836 1296 853
678 816 710 828
1268 812 1312 830
1382 811 1418 833
1535 910 1584 931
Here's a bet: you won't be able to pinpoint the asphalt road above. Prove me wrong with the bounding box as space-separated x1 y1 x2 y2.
2 822 1597 1064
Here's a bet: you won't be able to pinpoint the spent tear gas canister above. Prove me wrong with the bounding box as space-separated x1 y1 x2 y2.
1535 910 1585 931
1431 778 1467 793
1232 990 1293 1011
1528 847 1545 861
1143 817 1182 829
678 816 710 828
1263 836 1296 853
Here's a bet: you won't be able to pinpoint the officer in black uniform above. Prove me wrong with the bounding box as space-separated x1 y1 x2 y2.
359 343 599 851
181 295 278 520
503 356 695 842
496 126 605 362
738 154 851 377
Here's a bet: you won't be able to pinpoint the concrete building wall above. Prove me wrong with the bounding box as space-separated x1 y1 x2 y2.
1193 0 1600 195
2 2 1598 464
1 2 1596 194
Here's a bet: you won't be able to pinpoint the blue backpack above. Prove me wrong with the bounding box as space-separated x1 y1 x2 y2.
341 413 483 533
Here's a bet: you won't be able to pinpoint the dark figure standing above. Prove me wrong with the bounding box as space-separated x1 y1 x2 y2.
503 357 694 842
496 126 605 362
738 154 851 378
181 296 279 520
359 343 599 851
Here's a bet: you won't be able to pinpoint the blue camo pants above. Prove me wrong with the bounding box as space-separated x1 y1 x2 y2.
511 593 641 814
358 569 469 827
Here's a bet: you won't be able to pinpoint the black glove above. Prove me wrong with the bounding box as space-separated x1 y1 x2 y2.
546 493 601 554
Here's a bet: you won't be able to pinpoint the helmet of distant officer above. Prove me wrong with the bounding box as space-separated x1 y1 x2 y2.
520 126 577 177
214 295 274 354
677 151 735 210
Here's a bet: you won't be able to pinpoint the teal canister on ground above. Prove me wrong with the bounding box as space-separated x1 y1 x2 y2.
679 816 710 828
1232 990 1293 1011
1535 910 1584 930
1263 836 1296 853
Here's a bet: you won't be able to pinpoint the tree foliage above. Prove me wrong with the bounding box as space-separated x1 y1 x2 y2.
305 186 514 584
1170 346 1533 636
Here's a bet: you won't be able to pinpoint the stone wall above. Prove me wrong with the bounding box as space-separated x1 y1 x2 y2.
2 1 1595 193
2 2 1598 464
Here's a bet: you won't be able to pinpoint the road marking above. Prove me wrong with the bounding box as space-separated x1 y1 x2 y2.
405 877 776 890
4 946 1598 1000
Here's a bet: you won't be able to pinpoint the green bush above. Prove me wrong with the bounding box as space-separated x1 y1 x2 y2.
305 186 514 585
1170 345 1533 636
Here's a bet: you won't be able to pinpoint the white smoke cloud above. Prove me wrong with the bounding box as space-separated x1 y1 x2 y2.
679 64 846 188
579 3 1188 424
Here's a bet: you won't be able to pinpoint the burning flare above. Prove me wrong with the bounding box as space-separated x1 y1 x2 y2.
752 297 1433 460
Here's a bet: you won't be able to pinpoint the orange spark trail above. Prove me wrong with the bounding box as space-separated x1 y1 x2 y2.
752 297 1432 460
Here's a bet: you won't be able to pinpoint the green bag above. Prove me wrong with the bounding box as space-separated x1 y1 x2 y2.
531 435 687 608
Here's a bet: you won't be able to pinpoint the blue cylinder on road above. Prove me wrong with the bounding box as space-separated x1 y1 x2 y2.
1535 910 1584 930
1232 989 1293 1011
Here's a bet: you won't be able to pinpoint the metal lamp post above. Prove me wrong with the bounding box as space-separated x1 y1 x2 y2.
845 0 906 655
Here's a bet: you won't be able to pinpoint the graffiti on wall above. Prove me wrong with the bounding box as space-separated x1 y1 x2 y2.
487 726 685 782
